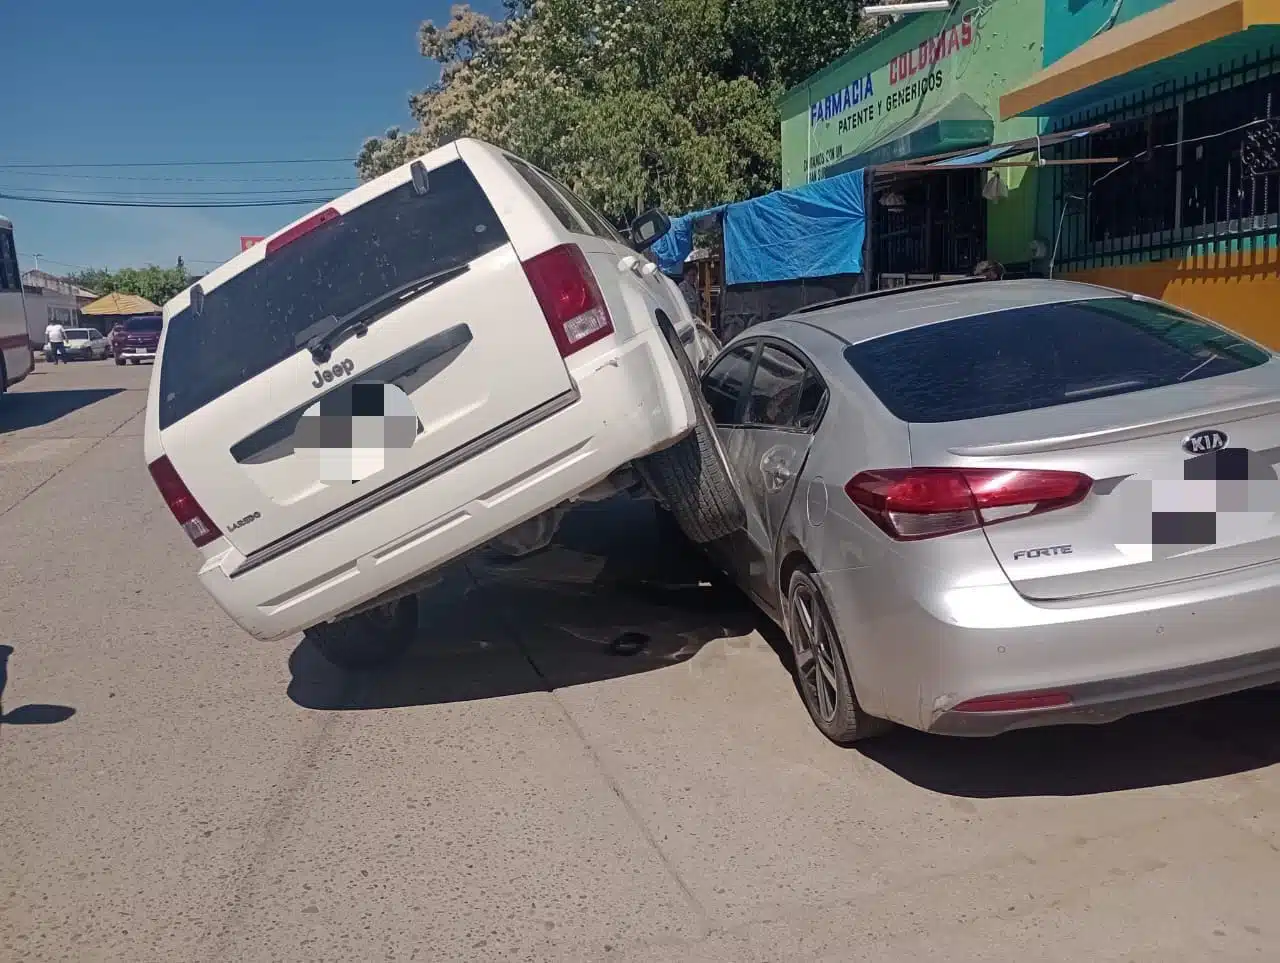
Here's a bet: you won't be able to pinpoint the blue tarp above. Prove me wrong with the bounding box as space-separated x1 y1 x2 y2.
651 168 867 286
651 206 726 276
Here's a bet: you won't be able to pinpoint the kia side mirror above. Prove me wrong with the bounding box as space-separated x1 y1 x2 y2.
629 209 672 252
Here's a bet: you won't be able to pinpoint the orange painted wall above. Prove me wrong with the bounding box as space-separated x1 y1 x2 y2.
1065 247 1280 347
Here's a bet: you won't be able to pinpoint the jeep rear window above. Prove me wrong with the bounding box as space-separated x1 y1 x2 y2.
157 159 508 429
844 297 1270 423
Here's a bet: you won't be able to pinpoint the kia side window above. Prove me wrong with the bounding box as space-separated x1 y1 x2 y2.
794 372 828 431
744 345 812 429
702 343 757 427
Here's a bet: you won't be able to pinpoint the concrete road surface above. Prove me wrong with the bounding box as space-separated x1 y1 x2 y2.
2 360 1279 962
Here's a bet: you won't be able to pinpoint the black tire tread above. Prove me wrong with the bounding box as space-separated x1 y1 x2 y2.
636 319 745 544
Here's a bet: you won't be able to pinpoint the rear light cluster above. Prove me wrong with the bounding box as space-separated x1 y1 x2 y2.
521 244 614 358
265 207 339 256
845 467 1092 541
953 691 1072 713
147 456 222 548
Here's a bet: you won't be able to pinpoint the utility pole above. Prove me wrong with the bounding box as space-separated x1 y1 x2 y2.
31 253 43 274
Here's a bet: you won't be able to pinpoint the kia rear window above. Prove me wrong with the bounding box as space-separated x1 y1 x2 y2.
845 297 1270 424
157 159 508 429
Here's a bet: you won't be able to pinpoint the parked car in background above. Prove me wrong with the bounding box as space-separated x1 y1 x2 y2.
144 138 740 670
111 314 163 364
58 327 111 361
695 278 1280 744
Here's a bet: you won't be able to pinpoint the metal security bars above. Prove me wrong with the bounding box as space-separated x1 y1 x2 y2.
871 168 986 279
1049 47 1280 272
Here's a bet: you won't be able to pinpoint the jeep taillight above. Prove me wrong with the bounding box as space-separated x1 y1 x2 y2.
147 455 222 548
521 243 614 358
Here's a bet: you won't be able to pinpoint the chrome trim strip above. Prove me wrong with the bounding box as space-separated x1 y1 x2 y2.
230 388 578 577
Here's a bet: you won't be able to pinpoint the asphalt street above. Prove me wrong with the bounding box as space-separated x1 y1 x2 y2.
2 359 1279 962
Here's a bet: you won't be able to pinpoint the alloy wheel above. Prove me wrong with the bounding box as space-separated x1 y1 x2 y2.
789 581 841 725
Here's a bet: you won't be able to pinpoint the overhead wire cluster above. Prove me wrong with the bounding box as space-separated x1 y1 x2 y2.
0 154 360 209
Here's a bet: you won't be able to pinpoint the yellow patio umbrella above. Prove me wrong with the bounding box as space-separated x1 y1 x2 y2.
80 292 161 316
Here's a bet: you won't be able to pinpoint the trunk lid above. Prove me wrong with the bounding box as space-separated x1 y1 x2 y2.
844 290 1280 601
909 364 1280 601
155 147 573 559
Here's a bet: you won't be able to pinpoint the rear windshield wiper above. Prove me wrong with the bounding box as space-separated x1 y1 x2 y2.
297 263 471 364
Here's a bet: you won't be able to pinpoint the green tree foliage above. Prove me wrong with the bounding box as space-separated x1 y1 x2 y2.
68 260 191 306
357 0 872 220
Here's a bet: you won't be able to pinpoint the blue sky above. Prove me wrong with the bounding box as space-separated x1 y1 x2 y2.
5 0 493 276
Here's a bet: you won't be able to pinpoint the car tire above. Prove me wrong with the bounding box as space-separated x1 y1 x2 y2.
786 567 891 745
0 356 8 395
305 594 419 670
634 316 745 544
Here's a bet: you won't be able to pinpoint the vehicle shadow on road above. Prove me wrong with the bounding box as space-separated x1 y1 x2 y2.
0 645 76 730
0 388 123 433
287 497 762 711
858 688 1280 798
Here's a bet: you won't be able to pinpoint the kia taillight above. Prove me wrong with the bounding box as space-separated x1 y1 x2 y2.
953 690 1073 713
147 455 222 548
521 243 614 357
845 468 1092 541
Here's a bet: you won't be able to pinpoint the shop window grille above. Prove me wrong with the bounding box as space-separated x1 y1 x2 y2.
1049 48 1280 271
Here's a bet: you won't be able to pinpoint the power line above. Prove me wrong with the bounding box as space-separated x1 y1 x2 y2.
0 157 356 169
21 251 230 270
0 191 332 209
3 185 345 198
3 169 356 184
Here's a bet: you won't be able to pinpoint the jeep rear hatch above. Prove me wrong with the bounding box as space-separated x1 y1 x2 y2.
155 146 579 559
847 295 1280 600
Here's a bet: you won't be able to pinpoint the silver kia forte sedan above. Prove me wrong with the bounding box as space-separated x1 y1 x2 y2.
697 278 1280 743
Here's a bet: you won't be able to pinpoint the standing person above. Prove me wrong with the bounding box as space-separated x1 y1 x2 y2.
44 318 67 364
678 262 702 320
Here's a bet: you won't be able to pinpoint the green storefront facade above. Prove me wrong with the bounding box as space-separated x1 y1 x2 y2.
778 0 1048 276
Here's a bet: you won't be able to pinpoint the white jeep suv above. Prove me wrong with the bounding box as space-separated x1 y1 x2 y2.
144 139 741 667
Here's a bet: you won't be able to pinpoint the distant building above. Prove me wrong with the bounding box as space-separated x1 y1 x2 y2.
19 270 99 348
21 270 98 306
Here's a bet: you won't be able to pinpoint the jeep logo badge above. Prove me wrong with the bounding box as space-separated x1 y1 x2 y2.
1182 429 1228 454
312 358 355 389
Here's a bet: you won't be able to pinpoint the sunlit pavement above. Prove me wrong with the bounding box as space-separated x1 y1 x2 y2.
2 359 1279 962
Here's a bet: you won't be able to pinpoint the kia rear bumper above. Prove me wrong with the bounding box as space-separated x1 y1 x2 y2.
821 556 1280 737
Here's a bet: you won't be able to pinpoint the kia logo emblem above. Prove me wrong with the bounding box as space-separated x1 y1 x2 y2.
1182 429 1228 454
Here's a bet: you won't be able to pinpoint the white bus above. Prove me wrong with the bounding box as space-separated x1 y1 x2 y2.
0 215 35 393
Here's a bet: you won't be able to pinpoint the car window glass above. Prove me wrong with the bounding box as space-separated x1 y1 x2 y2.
507 157 587 234
845 296 1271 423
795 373 827 430
538 169 628 244
745 345 810 428
159 160 504 429
703 343 756 426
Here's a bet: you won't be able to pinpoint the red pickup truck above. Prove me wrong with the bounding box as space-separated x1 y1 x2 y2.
110 315 163 365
